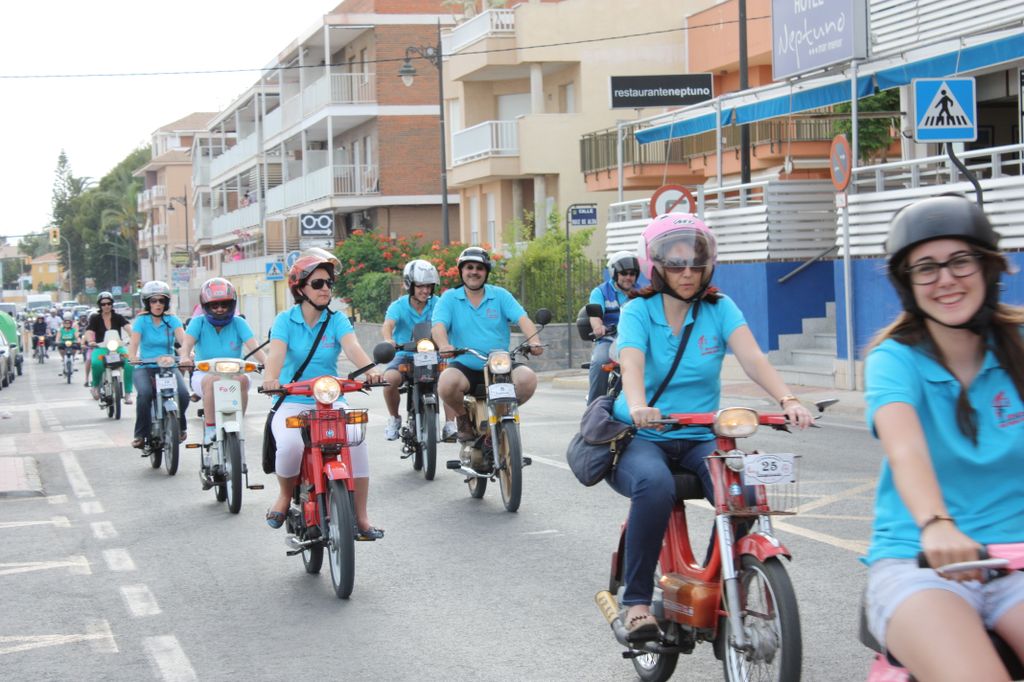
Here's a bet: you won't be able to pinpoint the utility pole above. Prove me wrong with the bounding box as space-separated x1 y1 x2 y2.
739 0 751 185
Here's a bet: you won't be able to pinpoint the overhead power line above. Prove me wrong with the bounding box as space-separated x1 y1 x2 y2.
0 15 771 80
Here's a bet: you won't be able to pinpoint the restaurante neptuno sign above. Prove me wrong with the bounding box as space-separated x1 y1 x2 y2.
771 0 868 80
609 74 714 109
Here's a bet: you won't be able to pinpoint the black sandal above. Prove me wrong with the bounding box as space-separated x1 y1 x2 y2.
355 526 384 541
624 613 661 643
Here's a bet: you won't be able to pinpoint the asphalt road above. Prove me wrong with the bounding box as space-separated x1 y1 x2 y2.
0 356 880 681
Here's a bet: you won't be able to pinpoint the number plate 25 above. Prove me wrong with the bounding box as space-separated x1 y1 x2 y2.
487 382 516 400
743 453 797 486
155 375 177 392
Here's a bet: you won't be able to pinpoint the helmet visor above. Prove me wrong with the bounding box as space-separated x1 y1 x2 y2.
648 231 714 272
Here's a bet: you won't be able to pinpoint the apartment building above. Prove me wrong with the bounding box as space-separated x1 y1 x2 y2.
135 112 217 313
443 0 724 253
28 252 61 290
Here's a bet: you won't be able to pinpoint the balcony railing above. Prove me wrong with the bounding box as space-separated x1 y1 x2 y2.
264 107 283 140
192 157 210 187
452 120 518 165
265 164 380 213
443 9 515 55
580 116 838 175
210 203 261 240
210 134 258 180
274 74 377 135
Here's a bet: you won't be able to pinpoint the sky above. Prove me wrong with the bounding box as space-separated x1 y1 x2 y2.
0 0 339 242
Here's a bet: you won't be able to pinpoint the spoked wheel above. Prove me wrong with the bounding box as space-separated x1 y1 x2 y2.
112 378 122 420
467 475 487 499
421 403 437 481
222 433 243 514
327 481 356 599
495 421 523 512
163 416 180 476
722 555 802 682
629 562 678 682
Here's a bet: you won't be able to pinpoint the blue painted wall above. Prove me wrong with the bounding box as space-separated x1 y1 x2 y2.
833 254 1024 361
713 260 834 351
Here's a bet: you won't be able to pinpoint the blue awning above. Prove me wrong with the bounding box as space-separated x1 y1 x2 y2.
635 111 732 144
733 76 874 124
875 32 1024 90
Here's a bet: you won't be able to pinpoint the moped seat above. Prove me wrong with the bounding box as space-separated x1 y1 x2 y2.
672 472 704 501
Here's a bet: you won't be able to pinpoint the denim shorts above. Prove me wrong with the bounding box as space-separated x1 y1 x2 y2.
865 558 1024 646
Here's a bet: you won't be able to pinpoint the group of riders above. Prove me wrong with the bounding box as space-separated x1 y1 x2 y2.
21 193 1022 680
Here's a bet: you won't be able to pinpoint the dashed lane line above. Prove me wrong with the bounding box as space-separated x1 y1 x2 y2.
144 635 197 682
120 584 161 617
91 521 118 540
59 452 95 499
81 500 104 514
103 549 136 572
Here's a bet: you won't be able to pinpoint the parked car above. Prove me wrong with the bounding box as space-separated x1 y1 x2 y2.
0 302 17 317
112 301 133 319
0 311 22 378
0 329 15 389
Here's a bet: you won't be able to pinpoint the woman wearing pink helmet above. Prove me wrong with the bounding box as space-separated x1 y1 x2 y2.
604 212 814 642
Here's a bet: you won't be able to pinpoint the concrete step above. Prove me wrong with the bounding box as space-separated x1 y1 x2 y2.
812 332 837 350
789 347 837 369
772 363 836 389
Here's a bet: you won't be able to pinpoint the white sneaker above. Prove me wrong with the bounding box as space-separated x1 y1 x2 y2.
384 416 401 441
441 420 458 442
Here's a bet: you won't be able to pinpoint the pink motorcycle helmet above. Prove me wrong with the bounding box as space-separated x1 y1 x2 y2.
636 213 718 283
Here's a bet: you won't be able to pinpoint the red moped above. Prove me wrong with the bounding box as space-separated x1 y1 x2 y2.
258 346 392 599
596 401 835 682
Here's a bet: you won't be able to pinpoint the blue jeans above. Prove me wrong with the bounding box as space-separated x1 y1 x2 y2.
606 437 716 606
133 367 189 439
587 339 614 404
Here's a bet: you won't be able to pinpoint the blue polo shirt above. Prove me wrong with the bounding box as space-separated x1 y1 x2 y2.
132 314 183 363
611 294 746 441
385 295 438 357
588 280 630 330
432 284 526 371
270 306 355 405
185 316 254 361
863 338 1024 565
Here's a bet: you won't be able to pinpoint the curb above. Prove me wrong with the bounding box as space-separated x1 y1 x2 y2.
0 456 44 498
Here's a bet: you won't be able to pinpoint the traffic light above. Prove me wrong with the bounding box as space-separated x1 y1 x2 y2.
136 279 143 291
49 227 60 246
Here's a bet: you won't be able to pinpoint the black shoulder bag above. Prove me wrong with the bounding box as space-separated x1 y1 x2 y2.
566 301 700 486
261 310 333 474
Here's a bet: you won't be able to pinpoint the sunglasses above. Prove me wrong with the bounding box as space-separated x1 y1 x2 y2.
99 302 113 307
149 298 169 305
462 264 486 273
307 278 335 290
618 270 639 277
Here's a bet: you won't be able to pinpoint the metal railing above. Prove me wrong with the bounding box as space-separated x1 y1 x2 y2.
580 116 837 175
443 9 515 55
452 120 518 165
210 135 259 181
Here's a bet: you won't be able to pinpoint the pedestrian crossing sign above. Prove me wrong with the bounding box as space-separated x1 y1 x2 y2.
265 261 285 281
912 78 977 143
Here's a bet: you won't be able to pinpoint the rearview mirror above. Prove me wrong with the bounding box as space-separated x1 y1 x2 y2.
534 308 552 326
585 303 603 318
373 342 396 365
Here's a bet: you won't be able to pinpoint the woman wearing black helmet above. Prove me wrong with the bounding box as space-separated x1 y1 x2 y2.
862 195 1024 680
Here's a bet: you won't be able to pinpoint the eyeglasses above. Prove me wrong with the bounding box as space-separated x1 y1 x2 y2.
149 298 169 306
307 278 335 290
905 252 982 286
618 270 639 277
99 302 113 307
461 264 486 272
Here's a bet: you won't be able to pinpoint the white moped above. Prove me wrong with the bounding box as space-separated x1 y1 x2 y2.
95 330 128 420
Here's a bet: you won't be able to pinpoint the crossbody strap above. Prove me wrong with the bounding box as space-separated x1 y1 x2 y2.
648 300 699 408
271 309 333 412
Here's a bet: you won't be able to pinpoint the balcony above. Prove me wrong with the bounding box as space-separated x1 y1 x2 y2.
210 203 261 240
443 9 515 54
270 74 377 140
452 120 518 165
265 164 379 214
209 135 258 181
192 156 210 187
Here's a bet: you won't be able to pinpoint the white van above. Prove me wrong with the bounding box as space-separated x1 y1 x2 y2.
24 294 54 314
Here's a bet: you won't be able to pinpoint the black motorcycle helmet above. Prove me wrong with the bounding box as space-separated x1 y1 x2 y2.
457 247 492 288
886 194 1005 332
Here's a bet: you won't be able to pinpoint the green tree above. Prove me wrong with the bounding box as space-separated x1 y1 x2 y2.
833 88 901 162
349 271 394 322
500 226 599 322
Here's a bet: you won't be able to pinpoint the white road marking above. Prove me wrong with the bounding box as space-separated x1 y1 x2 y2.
80 501 104 515
103 548 136 572
120 584 161 617
59 430 114 450
59 452 94 498
522 529 560 535
48 494 68 504
0 619 117 656
144 635 197 682
2 494 68 505
91 521 118 540
0 516 70 530
0 556 91 577
527 453 569 471
29 409 41 434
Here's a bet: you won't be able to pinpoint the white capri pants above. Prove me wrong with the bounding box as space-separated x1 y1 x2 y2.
189 370 208 397
271 401 369 479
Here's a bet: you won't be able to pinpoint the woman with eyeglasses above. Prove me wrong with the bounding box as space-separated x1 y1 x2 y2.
604 213 812 643
178 278 266 446
127 281 190 449
261 253 385 538
85 291 134 402
861 195 1024 680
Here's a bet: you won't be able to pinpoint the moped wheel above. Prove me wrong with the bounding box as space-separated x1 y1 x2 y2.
223 433 243 514
421 403 437 481
496 421 523 512
112 378 123 420
65 358 72 383
467 475 487 498
633 650 678 682
163 416 180 476
149 439 162 469
722 555 801 682
327 481 356 599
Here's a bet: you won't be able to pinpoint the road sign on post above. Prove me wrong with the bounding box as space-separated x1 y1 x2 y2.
568 204 598 227
265 262 285 281
913 78 977 143
285 250 301 270
829 134 852 192
649 184 696 219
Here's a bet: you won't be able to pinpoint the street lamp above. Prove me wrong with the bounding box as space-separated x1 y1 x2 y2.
399 20 450 245
167 191 193 273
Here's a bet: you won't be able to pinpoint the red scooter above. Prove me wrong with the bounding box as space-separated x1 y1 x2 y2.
596 401 835 682
861 544 1024 681
258 345 392 600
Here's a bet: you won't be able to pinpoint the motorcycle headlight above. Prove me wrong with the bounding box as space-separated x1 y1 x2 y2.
714 407 759 438
312 376 342 404
65 341 72 346
105 340 120 352
487 351 512 375
416 338 436 353
214 361 241 374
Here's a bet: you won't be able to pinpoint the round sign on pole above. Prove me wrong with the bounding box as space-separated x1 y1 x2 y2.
649 184 697 219
830 134 853 192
